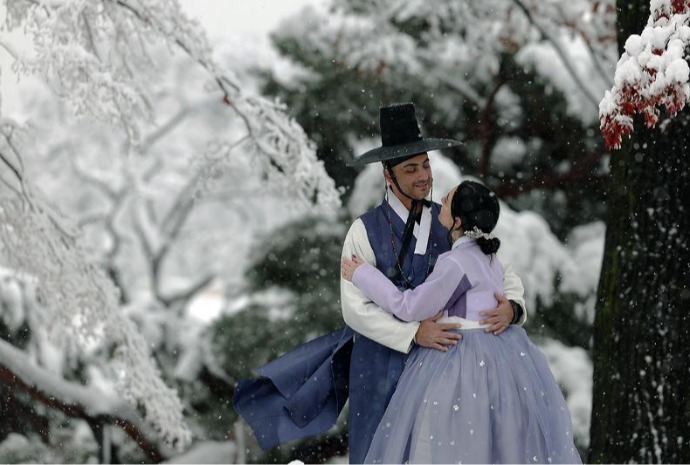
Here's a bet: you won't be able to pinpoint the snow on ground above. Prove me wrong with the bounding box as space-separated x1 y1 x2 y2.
164 440 237 464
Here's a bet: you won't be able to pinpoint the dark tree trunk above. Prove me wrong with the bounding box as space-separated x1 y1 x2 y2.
589 2 690 462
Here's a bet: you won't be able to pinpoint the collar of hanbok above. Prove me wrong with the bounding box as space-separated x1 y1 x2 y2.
451 235 477 250
387 187 432 256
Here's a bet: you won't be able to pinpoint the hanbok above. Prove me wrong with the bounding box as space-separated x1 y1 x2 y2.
351 237 582 464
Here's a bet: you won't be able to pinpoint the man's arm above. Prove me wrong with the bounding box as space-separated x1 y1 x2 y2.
502 262 527 325
340 219 419 353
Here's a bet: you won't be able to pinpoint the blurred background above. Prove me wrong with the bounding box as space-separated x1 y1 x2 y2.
0 0 615 462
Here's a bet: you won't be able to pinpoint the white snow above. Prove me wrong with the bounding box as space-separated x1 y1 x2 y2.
164 440 237 464
0 0 612 460
491 137 528 170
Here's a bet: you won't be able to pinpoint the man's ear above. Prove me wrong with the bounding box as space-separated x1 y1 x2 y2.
383 166 394 186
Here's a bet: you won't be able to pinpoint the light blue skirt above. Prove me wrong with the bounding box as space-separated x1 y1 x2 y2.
364 326 582 464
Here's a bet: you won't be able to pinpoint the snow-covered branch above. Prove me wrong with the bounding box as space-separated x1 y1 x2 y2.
0 338 169 462
599 0 690 149
0 121 192 448
6 0 340 214
0 196 192 450
1 0 347 448
510 0 602 108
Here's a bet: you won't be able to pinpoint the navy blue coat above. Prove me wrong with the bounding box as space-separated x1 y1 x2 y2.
233 327 353 449
233 201 448 462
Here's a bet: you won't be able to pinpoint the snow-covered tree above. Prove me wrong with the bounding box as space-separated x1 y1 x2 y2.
262 0 617 238
590 1 690 462
1 0 339 461
239 1 620 459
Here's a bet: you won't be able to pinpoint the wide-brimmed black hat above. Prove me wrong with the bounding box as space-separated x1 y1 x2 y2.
347 103 462 167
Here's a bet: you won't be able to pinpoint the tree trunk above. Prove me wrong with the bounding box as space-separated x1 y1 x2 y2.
589 3 690 462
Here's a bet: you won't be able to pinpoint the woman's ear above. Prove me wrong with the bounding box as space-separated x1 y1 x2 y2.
453 217 462 231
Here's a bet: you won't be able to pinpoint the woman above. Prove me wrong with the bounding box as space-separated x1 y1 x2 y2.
342 180 582 464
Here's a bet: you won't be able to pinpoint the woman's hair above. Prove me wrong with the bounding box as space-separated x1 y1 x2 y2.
450 180 501 255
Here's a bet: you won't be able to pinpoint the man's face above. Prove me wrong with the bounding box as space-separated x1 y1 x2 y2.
385 153 433 201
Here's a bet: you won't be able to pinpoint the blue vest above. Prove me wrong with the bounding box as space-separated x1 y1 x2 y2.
348 200 449 463
233 201 449 462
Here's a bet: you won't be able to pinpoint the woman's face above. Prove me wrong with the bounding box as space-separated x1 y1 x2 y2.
439 186 458 231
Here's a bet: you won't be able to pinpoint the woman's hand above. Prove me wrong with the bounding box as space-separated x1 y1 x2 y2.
341 255 365 281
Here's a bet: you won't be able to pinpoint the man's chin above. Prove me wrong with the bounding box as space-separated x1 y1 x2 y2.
414 189 431 199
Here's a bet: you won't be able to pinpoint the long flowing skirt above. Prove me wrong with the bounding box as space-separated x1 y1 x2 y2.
364 326 582 464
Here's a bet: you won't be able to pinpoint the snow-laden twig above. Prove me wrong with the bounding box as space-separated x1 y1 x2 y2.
509 0 601 109
599 0 690 149
0 124 192 449
6 0 340 214
1 0 345 448
0 196 192 450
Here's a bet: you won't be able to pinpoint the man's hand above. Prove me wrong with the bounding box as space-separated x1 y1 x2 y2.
479 292 514 335
415 311 462 352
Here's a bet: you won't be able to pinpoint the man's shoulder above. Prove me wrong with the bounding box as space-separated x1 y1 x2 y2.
344 216 366 237
357 202 386 223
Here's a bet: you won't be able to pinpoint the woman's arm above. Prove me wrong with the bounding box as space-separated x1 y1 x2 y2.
348 256 462 322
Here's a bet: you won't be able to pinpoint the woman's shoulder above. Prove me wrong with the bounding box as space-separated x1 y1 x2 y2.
436 247 469 270
442 242 498 267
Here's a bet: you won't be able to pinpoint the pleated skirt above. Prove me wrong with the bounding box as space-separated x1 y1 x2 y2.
364 326 582 464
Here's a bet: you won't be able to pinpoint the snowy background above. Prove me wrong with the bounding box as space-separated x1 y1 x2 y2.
0 0 616 463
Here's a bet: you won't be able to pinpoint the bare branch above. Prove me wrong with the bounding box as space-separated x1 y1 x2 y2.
0 139 24 184
0 151 23 194
81 12 103 63
422 60 488 108
138 105 193 153
478 79 506 179
509 0 600 109
495 151 608 198
69 156 119 199
160 273 215 310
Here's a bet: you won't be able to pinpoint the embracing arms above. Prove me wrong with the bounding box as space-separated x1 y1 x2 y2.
349 257 463 322
340 220 461 353
340 219 420 353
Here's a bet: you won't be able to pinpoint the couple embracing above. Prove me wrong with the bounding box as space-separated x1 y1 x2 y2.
234 103 582 464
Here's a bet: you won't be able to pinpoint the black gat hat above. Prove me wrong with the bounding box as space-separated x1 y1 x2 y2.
348 103 462 167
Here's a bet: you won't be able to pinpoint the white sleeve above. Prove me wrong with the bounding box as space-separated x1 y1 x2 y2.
340 219 419 354
501 260 528 325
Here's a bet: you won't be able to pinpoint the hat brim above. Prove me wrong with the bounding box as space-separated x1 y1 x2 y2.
347 138 462 167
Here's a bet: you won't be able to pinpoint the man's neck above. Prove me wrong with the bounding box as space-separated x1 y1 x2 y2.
391 190 422 213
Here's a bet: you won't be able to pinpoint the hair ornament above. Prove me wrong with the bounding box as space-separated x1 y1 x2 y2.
465 226 495 241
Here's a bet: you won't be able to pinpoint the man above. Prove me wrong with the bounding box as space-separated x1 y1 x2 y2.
341 102 526 463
